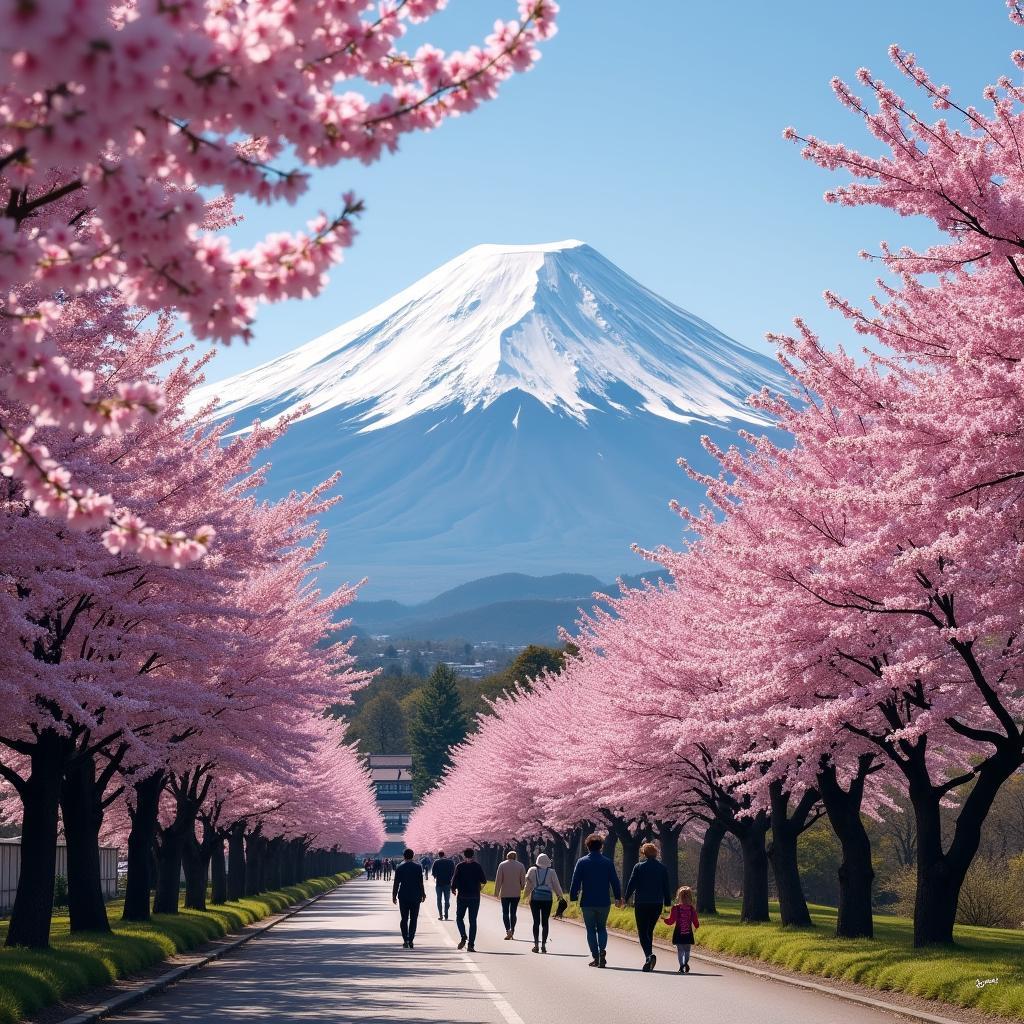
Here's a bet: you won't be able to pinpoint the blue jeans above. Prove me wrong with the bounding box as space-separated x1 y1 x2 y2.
435 883 451 917
581 905 610 958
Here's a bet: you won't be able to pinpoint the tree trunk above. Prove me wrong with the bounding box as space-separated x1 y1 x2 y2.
906 748 1020 946
210 835 227 904
227 823 246 901
5 731 65 949
618 826 642 888
245 831 265 895
181 831 208 910
767 782 814 928
122 771 164 922
655 820 681 895
153 820 185 915
603 830 618 867
267 837 284 891
735 813 770 923
696 821 724 915
818 759 874 939
60 754 110 933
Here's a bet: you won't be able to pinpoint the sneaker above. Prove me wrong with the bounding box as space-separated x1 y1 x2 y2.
457 937 466 950
642 957 652 972
541 943 547 953
679 966 685 974
588 958 600 967
409 942 415 950
468 945 475 952
599 949 607 968
439 916 444 921
402 940 409 948
532 944 539 953
504 931 512 940
684 962 690 974
650 954 657 971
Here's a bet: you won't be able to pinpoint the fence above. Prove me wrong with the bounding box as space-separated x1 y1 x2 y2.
0 840 118 912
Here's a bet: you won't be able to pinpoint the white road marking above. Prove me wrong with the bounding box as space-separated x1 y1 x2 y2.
430 911 527 1024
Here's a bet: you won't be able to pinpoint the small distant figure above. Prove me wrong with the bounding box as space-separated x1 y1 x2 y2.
420 852 433 880
569 833 623 968
373 857 382 880
494 850 527 940
363 857 372 879
451 847 487 952
383 858 393 882
525 853 565 953
393 848 427 949
431 849 455 920
663 885 699 974
624 842 672 972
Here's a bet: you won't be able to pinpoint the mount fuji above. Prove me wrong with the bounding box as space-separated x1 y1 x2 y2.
193 240 787 602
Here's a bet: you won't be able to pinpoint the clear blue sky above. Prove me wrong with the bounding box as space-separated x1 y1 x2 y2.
204 1 1014 380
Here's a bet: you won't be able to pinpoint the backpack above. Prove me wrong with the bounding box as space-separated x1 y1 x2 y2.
532 867 553 901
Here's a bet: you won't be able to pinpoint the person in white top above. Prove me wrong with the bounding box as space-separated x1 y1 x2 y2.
524 853 565 953
494 851 527 939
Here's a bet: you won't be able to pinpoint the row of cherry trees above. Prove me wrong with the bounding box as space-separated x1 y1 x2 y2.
0 302 385 947
1 0 558 949
407 10 1024 949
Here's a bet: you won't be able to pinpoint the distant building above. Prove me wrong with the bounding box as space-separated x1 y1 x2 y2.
368 754 414 856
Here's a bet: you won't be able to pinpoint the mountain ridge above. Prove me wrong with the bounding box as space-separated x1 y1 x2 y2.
345 570 673 644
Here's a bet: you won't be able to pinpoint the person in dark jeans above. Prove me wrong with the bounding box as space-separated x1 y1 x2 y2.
431 849 455 920
569 833 623 967
451 847 488 951
624 842 672 971
392 847 426 949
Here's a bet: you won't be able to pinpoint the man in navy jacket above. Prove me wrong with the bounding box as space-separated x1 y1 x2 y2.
569 833 623 967
392 848 426 949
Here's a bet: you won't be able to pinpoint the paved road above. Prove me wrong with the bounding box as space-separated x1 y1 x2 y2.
108 878 910 1024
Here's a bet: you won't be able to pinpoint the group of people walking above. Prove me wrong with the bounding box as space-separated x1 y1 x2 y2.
363 856 397 881
388 834 699 971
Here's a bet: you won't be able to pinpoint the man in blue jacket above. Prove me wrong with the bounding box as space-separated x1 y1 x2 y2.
569 833 623 967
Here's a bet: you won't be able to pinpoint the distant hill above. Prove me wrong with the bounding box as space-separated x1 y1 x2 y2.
347 570 671 644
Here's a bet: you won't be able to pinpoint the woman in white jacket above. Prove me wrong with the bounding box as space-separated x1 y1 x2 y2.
524 853 565 953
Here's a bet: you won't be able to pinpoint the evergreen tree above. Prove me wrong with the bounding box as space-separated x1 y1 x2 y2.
409 664 468 797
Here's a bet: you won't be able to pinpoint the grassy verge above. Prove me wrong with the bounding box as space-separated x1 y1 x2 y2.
0 870 359 1024
484 885 1024 1019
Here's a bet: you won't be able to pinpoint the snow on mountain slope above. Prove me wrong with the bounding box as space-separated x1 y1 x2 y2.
194 241 788 601
193 240 780 434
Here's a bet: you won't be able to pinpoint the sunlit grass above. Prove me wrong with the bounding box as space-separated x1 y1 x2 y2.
0 871 358 1024
485 884 1024 1019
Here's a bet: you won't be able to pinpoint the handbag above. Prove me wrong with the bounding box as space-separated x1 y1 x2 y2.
554 896 568 918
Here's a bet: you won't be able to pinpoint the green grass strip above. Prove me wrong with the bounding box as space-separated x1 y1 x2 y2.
484 885 1024 1019
0 871 359 1024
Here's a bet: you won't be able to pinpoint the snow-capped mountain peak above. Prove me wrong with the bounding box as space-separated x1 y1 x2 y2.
194 241 783 434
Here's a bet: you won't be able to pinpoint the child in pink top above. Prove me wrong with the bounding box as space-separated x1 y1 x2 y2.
663 885 699 973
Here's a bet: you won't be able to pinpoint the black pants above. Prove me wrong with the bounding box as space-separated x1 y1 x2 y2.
530 899 551 943
501 896 519 933
634 903 662 959
456 896 480 945
399 900 420 943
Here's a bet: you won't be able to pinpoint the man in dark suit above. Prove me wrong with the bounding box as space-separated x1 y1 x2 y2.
393 848 427 949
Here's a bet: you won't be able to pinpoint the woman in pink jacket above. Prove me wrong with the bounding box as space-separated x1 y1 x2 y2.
663 885 699 973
